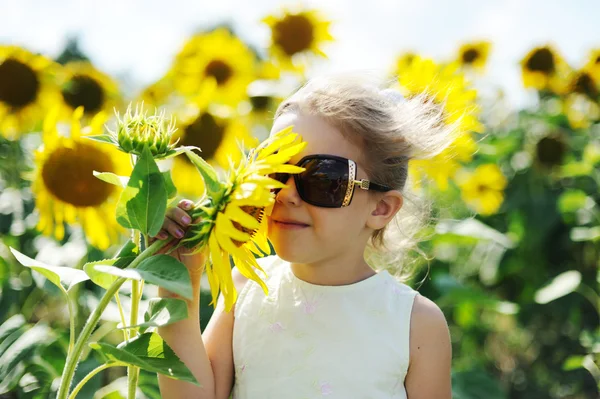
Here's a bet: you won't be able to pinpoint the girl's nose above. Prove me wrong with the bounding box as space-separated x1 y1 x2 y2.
275 175 301 206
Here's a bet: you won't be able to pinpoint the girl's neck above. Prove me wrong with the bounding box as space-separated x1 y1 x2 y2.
289 252 376 286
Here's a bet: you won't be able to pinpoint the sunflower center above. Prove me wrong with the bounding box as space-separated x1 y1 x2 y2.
250 96 272 112
204 60 233 86
180 113 226 161
573 72 598 99
526 48 555 74
61 75 105 114
273 14 314 56
232 206 263 247
0 58 40 108
462 49 480 64
475 183 488 194
536 136 565 167
595 55 600 64
42 142 115 207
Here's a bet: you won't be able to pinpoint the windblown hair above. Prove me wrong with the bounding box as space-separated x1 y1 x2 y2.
273 72 460 282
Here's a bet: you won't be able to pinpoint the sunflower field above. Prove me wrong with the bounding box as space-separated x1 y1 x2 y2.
0 5 599 399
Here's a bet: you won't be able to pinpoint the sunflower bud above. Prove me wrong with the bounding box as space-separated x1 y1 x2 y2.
109 103 177 158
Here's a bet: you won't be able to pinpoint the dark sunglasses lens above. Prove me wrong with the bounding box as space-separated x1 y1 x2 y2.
297 158 348 207
269 172 289 193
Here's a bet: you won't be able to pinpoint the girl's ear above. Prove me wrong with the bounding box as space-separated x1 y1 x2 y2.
366 191 403 230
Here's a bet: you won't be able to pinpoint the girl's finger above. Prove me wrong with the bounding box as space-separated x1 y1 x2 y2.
163 218 185 239
167 206 192 227
178 199 194 210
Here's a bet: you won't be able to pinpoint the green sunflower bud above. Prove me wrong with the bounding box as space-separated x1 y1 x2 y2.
108 103 178 158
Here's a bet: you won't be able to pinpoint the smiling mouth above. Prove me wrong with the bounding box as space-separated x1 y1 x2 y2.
273 219 310 227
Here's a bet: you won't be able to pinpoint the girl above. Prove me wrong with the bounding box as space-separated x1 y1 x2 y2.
154 74 453 398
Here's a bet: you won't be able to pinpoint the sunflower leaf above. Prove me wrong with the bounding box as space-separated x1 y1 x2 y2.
87 255 193 299
116 145 167 237
83 134 118 145
184 149 222 196
84 257 138 289
9 248 89 294
161 145 202 160
162 171 177 199
93 171 129 188
118 298 188 332
90 332 199 385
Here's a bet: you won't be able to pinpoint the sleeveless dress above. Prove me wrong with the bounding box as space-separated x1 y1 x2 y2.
232 255 420 399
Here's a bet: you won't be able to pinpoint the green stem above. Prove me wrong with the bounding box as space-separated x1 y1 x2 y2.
68 362 125 399
127 233 147 399
56 238 167 399
114 293 128 340
67 293 76 356
127 278 140 399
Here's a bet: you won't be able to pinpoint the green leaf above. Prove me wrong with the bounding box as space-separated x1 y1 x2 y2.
88 255 193 299
184 149 222 196
562 355 585 371
84 257 137 289
161 145 201 160
9 248 89 294
0 324 56 382
534 270 582 304
116 145 167 237
558 190 592 214
120 298 188 331
136 255 193 299
162 171 177 199
83 134 117 145
90 332 199 385
0 314 26 342
115 239 139 258
93 171 129 188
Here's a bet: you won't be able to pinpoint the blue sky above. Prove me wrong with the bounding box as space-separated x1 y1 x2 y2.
1 0 599 107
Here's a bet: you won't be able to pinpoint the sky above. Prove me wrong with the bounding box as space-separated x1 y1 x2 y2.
1 0 599 108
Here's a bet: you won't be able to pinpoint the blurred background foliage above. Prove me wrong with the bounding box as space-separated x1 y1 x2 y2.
0 4 599 399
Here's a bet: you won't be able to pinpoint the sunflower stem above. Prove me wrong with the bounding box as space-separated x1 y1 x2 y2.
127 232 146 399
56 238 167 399
66 292 76 356
114 292 128 340
68 362 125 399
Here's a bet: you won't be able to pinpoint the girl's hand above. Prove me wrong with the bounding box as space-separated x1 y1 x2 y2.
149 199 206 276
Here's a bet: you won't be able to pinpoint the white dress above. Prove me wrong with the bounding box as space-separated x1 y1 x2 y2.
232 255 420 399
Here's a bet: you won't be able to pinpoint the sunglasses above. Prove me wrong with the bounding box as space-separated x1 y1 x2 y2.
270 154 392 208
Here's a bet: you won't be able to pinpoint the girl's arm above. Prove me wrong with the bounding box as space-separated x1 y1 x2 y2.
157 268 248 399
404 295 452 399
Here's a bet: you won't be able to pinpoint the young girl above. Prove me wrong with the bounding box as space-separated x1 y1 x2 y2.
154 74 453 398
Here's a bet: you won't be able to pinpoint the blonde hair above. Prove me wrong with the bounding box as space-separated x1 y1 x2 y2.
273 72 458 283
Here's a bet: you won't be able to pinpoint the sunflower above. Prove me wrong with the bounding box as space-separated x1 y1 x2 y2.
263 8 333 72
31 107 131 250
397 56 483 190
410 132 477 191
457 164 507 216
456 41 491 71
178 126 306 310
170 105 257 198
169 28 257 107
0 45 60 139
58 61 120 119
563 70 600 129
584 49 600 82
520 45 570 94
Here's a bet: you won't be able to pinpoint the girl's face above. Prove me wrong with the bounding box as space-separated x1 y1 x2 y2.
267 112 389 265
